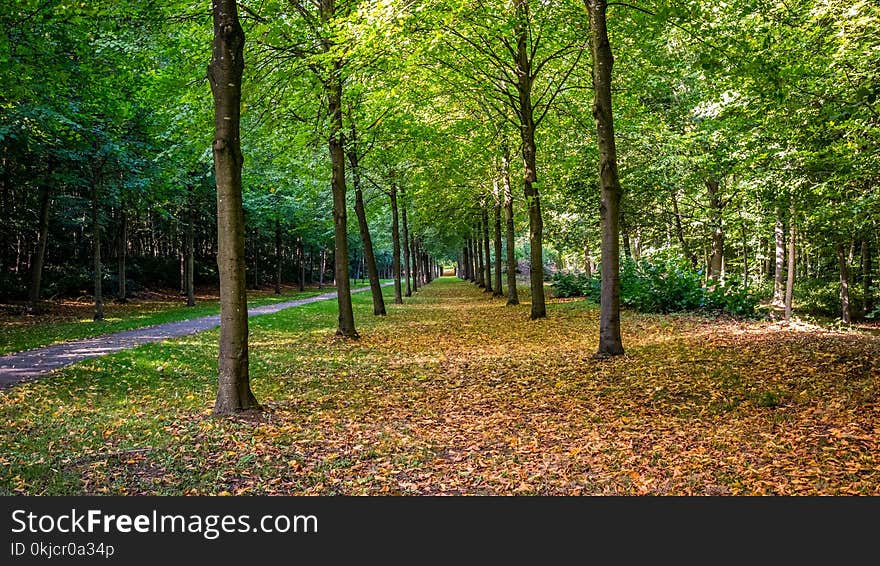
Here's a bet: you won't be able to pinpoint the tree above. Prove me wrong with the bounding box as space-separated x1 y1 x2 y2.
347 123 386 315
209 0 258 414
586 0 624 357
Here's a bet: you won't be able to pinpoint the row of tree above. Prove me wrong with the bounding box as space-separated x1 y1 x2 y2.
3 0 877 412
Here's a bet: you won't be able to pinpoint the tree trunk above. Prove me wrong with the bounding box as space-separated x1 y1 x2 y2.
319 247 326 289
584 245 592 278
348 138 386 315
117 208 127 303
862 238 873 317
390 185 403 304
514 0 545 319
322 0 357 338
741 217 749 288
493 187 503 297
91 180 104 322
620 209 632 261
208 0 258 414
424 250 431 284
180 242 186 294
837 243 851 324
502 146 519 305
587 0 624 356
784 204 795 321
773 211 785 307
274 215 282 295
411 234 419 293
0 152 9 273
27 181 51 314
482 206 493 294
475 223 485 288
186 190 196 306
471 237 479 284
298 237 305 292
706 179 724 282
401 187 412 297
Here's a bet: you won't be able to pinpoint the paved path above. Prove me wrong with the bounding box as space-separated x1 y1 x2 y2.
0 285 386 389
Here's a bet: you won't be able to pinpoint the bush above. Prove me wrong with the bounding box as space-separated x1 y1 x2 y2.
551 255 760 317
619 257 705 313
550 272 591 298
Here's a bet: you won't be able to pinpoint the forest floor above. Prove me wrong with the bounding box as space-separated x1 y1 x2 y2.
1 277 879 495
0 283 367 355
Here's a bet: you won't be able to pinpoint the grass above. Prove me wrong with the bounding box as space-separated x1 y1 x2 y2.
1 277 879 495
0 280 380 356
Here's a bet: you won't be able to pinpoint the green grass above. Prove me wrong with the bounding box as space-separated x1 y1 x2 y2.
0 282 401 495
0 280 383 356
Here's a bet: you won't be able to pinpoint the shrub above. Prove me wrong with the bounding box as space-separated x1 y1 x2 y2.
551 255 760 317
620 257 705 313
550 272 590 298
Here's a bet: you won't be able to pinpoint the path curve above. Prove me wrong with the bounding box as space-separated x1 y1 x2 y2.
0 285 387 388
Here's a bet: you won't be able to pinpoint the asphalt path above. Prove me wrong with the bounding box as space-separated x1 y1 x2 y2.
0 285 385 388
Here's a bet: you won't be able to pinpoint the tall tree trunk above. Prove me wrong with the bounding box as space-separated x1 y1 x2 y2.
390 185 403 304
584 245 593 278
493 186 503 297
348 137 386 315
502 146 519 305
620 209 632 261
411 234 419 293
117 208 127 303
837 243 851 324
209 0 258 414
706 179 724 282
425 248 431 284
741 217 749 288
322 0 356 337
784 203 795 321
471 237 478 284
773 211 785 307
587 0 624 356
180 242 186 294
401 187 412 297
475 223 485 288
0 152 9 273
862 238 873 317
27 181 51 314
186 188 196 306
514 0 545 319
319 247 326 290
92 179 104 322
298 237 305 291
482 206 493 294
274 215 282 295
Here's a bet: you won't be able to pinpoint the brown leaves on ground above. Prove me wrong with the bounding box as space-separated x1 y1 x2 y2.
50 281 880 494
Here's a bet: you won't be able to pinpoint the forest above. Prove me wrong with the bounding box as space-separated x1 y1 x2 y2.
1 0 878 496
